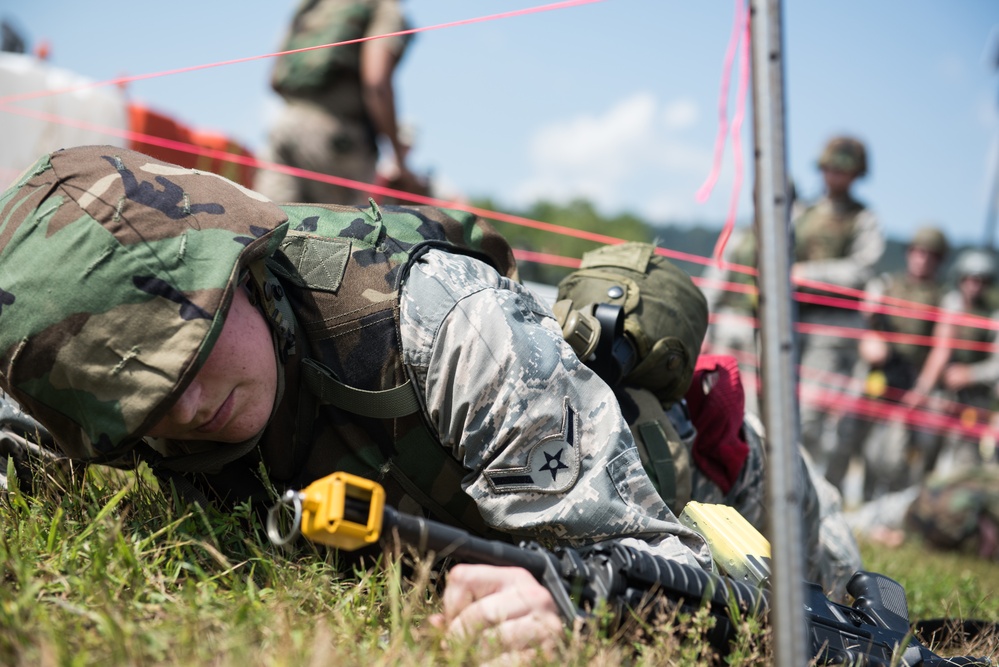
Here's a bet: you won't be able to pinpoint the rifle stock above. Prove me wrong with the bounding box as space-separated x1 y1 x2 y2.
267 472 991 666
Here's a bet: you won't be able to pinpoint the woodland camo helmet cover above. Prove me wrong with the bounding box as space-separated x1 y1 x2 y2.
0 145 289 460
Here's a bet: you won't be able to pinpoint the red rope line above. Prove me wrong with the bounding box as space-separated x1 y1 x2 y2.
4 0 994 450
706 308 997 356
0 0 606 105
712 340 996 440
694 0 753 265
13 94 993 356
4 3 995 346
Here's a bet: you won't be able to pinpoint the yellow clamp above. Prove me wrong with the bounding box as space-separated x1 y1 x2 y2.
266 472 386 551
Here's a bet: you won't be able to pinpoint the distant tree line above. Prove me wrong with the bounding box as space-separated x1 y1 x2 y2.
477 197 978 290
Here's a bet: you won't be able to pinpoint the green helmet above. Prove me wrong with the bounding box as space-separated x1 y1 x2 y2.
952 248 997 282
555 242 708 402
909 225 949 258
817 136 868 177
0 145 289 460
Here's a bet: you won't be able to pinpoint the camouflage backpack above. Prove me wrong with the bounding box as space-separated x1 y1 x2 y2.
554 242 708 403
270 0 411 98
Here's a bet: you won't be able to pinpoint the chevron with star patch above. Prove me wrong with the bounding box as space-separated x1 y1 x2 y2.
484 398 581 494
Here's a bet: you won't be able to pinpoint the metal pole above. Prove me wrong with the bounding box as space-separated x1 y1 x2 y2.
984 33 999 249
748 0 807 664
984 137 999 250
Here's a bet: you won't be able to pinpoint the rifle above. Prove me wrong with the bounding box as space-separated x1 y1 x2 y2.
266 472 992 666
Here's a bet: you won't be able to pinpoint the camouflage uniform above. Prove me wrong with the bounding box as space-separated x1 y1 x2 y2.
929 289 997 471
620 393 861 598
793 142 885 480
833 267 945 500
254 0 411 205
847 465 999 559
904 466 999 559
0 145 711 573
399 249 709 565
846 466 999 561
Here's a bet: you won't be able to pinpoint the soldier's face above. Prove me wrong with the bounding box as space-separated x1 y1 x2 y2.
906 246 940 280
959 274 988 304
147 285 278 443
821 167 856 196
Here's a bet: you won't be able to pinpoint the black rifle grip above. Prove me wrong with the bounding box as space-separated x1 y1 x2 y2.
848 571 911 636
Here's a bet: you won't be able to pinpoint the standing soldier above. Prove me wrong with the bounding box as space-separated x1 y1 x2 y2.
698 182 806 418
906 248 999 473
792 136 886 479
830 226 949 499
699 227 764 415
255 0 421 205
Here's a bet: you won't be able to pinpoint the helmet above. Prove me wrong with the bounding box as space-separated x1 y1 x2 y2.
0 145 289 460
556 242 708 402
952 249 997 282
817 136 868 177
909 225 949 258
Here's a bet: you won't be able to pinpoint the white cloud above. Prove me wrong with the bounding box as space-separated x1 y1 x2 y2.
508 92 745 222
527 92 659 177
661 98 699 130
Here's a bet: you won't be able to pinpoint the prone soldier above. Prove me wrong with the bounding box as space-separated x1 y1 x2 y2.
0 145 860 655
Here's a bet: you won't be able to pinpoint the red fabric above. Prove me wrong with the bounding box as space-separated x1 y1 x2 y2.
684 354 750 493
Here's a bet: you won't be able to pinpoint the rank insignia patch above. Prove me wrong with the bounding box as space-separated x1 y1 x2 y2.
484 398 581 494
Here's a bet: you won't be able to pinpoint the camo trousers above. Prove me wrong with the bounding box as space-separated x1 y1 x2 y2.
254 99 377 206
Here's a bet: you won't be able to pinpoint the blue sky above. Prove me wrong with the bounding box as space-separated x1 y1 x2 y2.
4 0 999 246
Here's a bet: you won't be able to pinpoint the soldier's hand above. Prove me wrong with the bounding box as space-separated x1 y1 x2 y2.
901 387 929 410
429 564 563 661
858 332 889 366
942 363 972 391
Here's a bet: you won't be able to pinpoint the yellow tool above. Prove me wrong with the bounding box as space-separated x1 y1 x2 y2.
678 500 771 587
266 472 385 550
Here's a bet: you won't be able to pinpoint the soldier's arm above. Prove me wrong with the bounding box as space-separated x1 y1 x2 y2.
857 275 892 365
943 320 999 390
905 292 962 405
360 0 415 184
400 249 712 569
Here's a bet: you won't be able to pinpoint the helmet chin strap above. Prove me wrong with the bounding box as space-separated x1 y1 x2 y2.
246 261 298 363
553 300 637 388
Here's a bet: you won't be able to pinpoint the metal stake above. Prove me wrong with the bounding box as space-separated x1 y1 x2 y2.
748 0 807 664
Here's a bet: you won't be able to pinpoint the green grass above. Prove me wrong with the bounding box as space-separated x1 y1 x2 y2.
859 537 999 623
0 462 996 666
